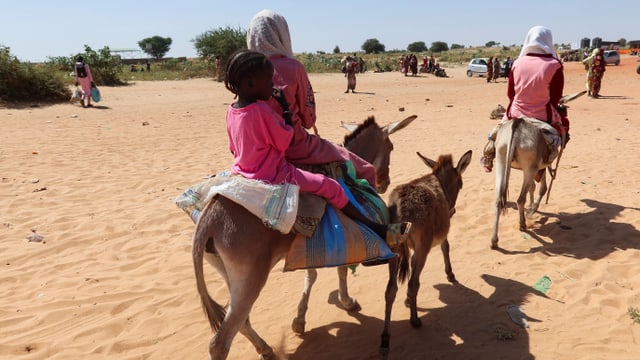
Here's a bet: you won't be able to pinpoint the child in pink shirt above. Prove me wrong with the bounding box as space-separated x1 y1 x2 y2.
224 49 410 245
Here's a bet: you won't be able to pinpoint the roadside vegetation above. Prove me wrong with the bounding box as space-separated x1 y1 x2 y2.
0 42 561 106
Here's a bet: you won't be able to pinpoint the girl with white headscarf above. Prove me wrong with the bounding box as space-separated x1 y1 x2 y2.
481 26 568 172
247 10 378 189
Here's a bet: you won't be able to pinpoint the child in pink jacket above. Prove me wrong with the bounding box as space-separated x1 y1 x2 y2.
224 49 410 246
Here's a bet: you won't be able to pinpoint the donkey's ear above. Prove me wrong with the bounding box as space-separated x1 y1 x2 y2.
340 121 359 133
456 150 473 175
383 115 417 135
416 151 437 169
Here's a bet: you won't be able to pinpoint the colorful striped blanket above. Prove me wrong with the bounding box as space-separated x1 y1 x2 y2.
284 163 395 270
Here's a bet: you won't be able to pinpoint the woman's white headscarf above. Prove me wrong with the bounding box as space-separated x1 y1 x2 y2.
518 26 558 59
247 9 293 58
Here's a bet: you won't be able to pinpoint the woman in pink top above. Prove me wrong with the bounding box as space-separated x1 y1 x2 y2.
224 49 410 245
481 26 569 172
247 10 378 191
74 56 95 108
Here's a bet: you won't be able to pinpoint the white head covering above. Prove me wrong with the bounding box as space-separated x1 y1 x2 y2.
518 26 558 59
247 9 293 58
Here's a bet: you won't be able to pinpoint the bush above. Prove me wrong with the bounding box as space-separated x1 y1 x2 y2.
0 46 71 102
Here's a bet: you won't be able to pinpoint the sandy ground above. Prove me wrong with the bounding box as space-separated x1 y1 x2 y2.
1 55 640 360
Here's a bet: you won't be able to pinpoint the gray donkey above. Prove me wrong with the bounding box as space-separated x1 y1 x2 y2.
192 115 416 360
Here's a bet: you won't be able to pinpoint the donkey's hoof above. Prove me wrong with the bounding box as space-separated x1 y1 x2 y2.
447 273 458 283
410 317 422 328
340 297 361 312
291 318 305 335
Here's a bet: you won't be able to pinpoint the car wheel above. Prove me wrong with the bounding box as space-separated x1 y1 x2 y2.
637 64 640 75
466 70 473 77
615 60 619 65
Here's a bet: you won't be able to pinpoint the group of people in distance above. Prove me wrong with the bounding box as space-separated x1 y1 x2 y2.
486 56 512 83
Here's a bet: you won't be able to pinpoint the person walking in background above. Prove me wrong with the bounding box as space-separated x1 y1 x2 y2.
74 56 95 108
503 56 512 78
215 56 223 82
590 50 606 97
486 56 494 83
492 57 501 82
582 48 605 97
247 9 377 188
401 55 409 76
344 55 358 93
480 26 569 172
409 54 418 76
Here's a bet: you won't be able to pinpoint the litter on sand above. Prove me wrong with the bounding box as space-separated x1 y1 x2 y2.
533 275 552 294
507 305 529 328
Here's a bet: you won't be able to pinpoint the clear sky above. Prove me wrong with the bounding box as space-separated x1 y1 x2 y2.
2 0 638 62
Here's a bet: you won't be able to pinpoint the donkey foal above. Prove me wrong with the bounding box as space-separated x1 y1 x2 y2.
380 150 472 357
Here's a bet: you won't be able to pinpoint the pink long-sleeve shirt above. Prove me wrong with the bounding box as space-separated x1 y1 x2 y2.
226 101 348 208
505 53 564 129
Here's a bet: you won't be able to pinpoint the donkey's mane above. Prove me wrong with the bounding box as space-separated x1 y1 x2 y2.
432 154 453 173
343 116 378 145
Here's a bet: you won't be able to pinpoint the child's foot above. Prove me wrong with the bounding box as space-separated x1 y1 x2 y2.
480 156 493 173
385 222 412 247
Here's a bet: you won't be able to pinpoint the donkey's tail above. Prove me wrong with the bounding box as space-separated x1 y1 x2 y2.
499 118 521 214
396 242 411 284
192 201 226 332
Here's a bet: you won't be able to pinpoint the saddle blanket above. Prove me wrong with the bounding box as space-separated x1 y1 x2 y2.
175 162 395 271
175 172 299 234
523 117 561 163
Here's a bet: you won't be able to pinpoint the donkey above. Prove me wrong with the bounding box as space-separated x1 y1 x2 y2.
379 150 472 357
192 115 416 360
291 115 417 335
489 91 583 249
489 117 555 249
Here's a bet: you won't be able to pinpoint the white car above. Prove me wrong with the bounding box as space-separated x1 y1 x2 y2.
466 58 505 77
603 50 620 65
466 58 488 77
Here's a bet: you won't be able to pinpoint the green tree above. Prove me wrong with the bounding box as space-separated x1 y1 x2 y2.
193 26 246 67
407 41 428 53
429 41 449 53
619 38 627 47
333 45 340 54
138 36 172 59
485 41 498 47
361 38 385 54
450 43 464 50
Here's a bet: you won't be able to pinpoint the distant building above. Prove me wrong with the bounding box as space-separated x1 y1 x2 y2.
628 40 640 48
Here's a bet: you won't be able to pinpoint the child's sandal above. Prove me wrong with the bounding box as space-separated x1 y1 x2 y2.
385 222 412 247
